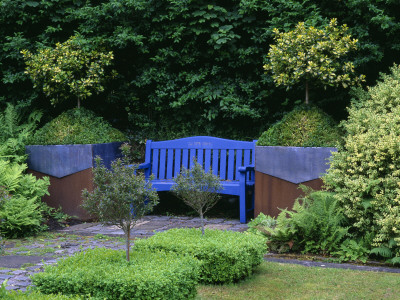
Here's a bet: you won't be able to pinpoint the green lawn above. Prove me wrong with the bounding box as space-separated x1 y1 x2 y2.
197 261 400 300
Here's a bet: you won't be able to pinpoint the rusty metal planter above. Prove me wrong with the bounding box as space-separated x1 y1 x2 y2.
25 142 123 220
254 146 337 218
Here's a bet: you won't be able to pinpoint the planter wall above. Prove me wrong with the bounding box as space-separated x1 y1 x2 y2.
254 146 337 218
26 142 123 220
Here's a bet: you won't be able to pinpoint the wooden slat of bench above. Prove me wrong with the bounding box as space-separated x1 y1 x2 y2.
212 149 219 176
235 149 243 180
166 149 174 179
152 149 159 179
182 149 189 169
220 149 227 180
174 149 181 177
159 149 166 179
227 149 235 181
205 149 211 173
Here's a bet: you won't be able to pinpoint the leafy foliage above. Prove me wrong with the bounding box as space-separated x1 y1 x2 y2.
172 159 222 235
256 105 342 147
323 64 400 261
135 228 266 284
249 190 348 255
32 248 199 299
30 108 126 145
1 0 400 140
0 105 50 238
0 104 41 162
81 146 159 261
264 19 365 104
21 35 116 108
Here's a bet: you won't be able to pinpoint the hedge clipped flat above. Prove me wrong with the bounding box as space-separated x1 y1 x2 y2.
32 248 200 300
135 228 267 284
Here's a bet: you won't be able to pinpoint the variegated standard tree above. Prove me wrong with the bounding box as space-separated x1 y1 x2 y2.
264 19 365 104
21 35 115 109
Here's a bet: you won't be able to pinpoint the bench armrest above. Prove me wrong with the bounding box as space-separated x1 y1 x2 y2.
137 162 151 170
238 165 254 173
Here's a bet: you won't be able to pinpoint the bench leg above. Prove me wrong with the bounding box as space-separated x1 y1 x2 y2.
239 185 246 224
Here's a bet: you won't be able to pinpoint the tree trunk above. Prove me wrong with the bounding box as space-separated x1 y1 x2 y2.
200 211 205 235
126 226 130 262
77 98 81 109
305 81 309 105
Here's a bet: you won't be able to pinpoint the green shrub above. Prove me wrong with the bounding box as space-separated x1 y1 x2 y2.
134 228 266 284
0 281 82 300
323 64 400 262
32 248 199 299
256 105 342 147
248 190 348 255
172 159 222 235
30 108 126 145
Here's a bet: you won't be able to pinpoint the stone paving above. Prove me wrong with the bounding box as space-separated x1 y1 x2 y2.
1 215 247 292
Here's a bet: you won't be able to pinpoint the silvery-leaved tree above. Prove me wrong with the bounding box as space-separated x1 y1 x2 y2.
21 35 116 109
82 144 159 261
264 18 365 104
172 159 222 235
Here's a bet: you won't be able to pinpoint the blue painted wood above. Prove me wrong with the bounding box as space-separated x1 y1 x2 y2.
174 149 181 177
205 149 211 173
138 136 256 223
166 149 174 179
159 149 167 180
152 149 159 179
220 150 227 180
212 149 219 176
227 149 235 181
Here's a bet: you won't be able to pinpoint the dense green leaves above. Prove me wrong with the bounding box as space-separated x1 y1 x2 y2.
323 64 400 261
265 19 365 104
0 0 400 138
22 35 115 108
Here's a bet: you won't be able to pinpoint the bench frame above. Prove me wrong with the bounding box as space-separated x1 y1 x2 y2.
138 136 256 223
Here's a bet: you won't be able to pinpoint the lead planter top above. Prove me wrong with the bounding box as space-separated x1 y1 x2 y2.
255 146 337 184
25 142 123 178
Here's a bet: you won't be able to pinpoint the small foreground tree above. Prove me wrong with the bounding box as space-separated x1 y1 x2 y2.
264 18 365 104
172 159 222 235
82 145 159 261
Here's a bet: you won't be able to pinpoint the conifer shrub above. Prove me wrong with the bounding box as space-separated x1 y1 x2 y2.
134 228 266 284
30 108 126 145
323 64 400 263
257 105 342 147
32 248 200 299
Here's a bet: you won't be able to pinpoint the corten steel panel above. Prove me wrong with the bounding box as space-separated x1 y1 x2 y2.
254 171 323 218
28 169 93 220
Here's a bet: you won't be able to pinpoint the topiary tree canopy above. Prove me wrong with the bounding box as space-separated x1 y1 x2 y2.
21 35 116 109
323 64 400 263
264 19 365 104
30 108 126 145
256 105 342 147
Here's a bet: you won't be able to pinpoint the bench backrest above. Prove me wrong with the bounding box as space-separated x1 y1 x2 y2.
144 136 256 182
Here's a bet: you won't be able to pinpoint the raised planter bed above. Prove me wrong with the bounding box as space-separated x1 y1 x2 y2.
26 142 123 220
254 146 337 218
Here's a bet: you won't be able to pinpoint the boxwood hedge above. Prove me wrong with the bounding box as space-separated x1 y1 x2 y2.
31 248 199 300
134 228 267 284
30 108 126 145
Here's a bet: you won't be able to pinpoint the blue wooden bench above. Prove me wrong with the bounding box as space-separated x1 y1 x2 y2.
138 136 256 223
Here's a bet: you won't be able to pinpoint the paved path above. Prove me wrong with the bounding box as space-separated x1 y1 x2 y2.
2 215 400 293
1 215 247 292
